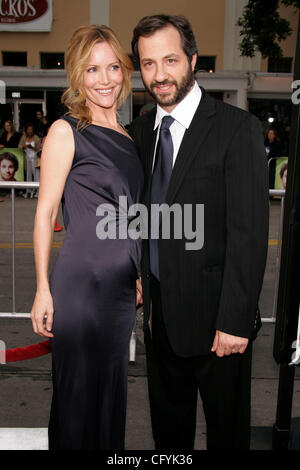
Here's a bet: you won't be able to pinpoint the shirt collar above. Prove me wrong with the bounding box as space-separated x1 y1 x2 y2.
154 81 202 130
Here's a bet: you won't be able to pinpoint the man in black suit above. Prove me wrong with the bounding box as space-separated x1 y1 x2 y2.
130 14 269 450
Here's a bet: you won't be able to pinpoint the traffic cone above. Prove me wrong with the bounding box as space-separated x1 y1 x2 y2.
54 220 63 232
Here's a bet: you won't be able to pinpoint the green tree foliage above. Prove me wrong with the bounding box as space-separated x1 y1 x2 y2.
238 0 300 58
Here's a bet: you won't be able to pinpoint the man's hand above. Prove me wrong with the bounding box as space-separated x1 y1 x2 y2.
211 330 248 357
136 277 143 306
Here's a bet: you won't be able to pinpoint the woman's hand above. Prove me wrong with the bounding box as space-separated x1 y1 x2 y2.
30 289 54 338
31 119 74 339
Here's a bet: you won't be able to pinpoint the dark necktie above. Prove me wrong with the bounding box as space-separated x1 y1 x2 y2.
149 115 175 280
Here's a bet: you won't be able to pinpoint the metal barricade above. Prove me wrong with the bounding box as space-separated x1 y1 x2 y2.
0 181 39 318
262 189 285 323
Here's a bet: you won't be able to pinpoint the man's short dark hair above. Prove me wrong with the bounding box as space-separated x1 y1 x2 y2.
0 152 19 172
131 14 198 64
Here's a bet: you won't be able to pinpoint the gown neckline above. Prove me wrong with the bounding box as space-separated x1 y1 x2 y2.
65 115 134 144
90 122 134 144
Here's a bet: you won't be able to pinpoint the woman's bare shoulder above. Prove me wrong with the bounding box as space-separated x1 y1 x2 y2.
47 118 73 138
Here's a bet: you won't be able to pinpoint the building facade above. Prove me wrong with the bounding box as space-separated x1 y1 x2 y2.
0 0 298 136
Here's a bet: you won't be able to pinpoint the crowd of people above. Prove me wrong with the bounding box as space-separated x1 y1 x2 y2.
0 112 46 200
0 118 288 190
264 126 288 189
1 109 289 197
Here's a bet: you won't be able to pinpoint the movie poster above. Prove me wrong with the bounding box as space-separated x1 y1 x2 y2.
0 148 24 182
274 157 288 191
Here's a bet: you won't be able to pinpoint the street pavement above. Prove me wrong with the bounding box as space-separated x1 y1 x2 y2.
0 195 299 450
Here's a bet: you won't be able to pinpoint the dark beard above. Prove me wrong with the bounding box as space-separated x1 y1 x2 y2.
144 64 195 108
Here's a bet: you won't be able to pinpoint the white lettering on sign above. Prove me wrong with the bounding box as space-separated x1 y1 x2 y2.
0 0 43 21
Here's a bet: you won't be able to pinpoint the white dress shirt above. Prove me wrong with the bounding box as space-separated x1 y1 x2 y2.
153 81 202 169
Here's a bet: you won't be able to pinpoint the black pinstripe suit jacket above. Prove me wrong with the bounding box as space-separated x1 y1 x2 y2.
130 87 269 357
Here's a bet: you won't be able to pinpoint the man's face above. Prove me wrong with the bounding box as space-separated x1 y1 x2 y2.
0 159 16 181
36 111 42 120
137 25 197 112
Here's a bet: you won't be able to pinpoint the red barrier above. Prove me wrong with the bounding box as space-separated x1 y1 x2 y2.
5 340 51 362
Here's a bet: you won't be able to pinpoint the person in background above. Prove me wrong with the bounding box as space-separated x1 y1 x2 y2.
265 128 284 190
18 123 41 198
264 128 284 159
0 120 22 148
35 110 49 138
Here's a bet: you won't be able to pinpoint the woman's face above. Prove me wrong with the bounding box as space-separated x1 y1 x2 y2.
4 121 12 133
83 41 123 112
0 159 16 181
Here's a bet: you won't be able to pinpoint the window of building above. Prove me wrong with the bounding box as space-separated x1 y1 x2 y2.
196 56 215 73
2 52 27 66
129 54 216 73
40 52 64 69
6 89 44 100
268 57 293 73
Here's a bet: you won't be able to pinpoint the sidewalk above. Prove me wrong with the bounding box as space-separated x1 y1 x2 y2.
0 320 299 450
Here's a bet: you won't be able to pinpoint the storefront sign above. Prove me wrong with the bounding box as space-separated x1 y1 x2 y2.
0 0 52 31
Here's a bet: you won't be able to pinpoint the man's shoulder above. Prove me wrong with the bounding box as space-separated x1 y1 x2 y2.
213 96 259 126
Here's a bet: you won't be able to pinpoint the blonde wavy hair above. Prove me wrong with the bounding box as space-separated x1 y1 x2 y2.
62 24 133 130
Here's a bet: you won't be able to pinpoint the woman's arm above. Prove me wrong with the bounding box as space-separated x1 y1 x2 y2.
30 119 74 337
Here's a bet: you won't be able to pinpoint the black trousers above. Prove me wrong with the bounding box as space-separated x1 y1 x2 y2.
145 274 252 450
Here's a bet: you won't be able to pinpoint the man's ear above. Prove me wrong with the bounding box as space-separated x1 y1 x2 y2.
191 53 197 72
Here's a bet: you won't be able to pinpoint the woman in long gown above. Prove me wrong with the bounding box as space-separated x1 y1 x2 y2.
30 25 144 450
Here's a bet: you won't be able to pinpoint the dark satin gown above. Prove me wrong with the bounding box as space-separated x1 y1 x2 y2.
48 115 144 450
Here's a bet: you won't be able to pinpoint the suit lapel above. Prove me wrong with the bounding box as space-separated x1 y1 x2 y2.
142 109 157 204
165 89 216 206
